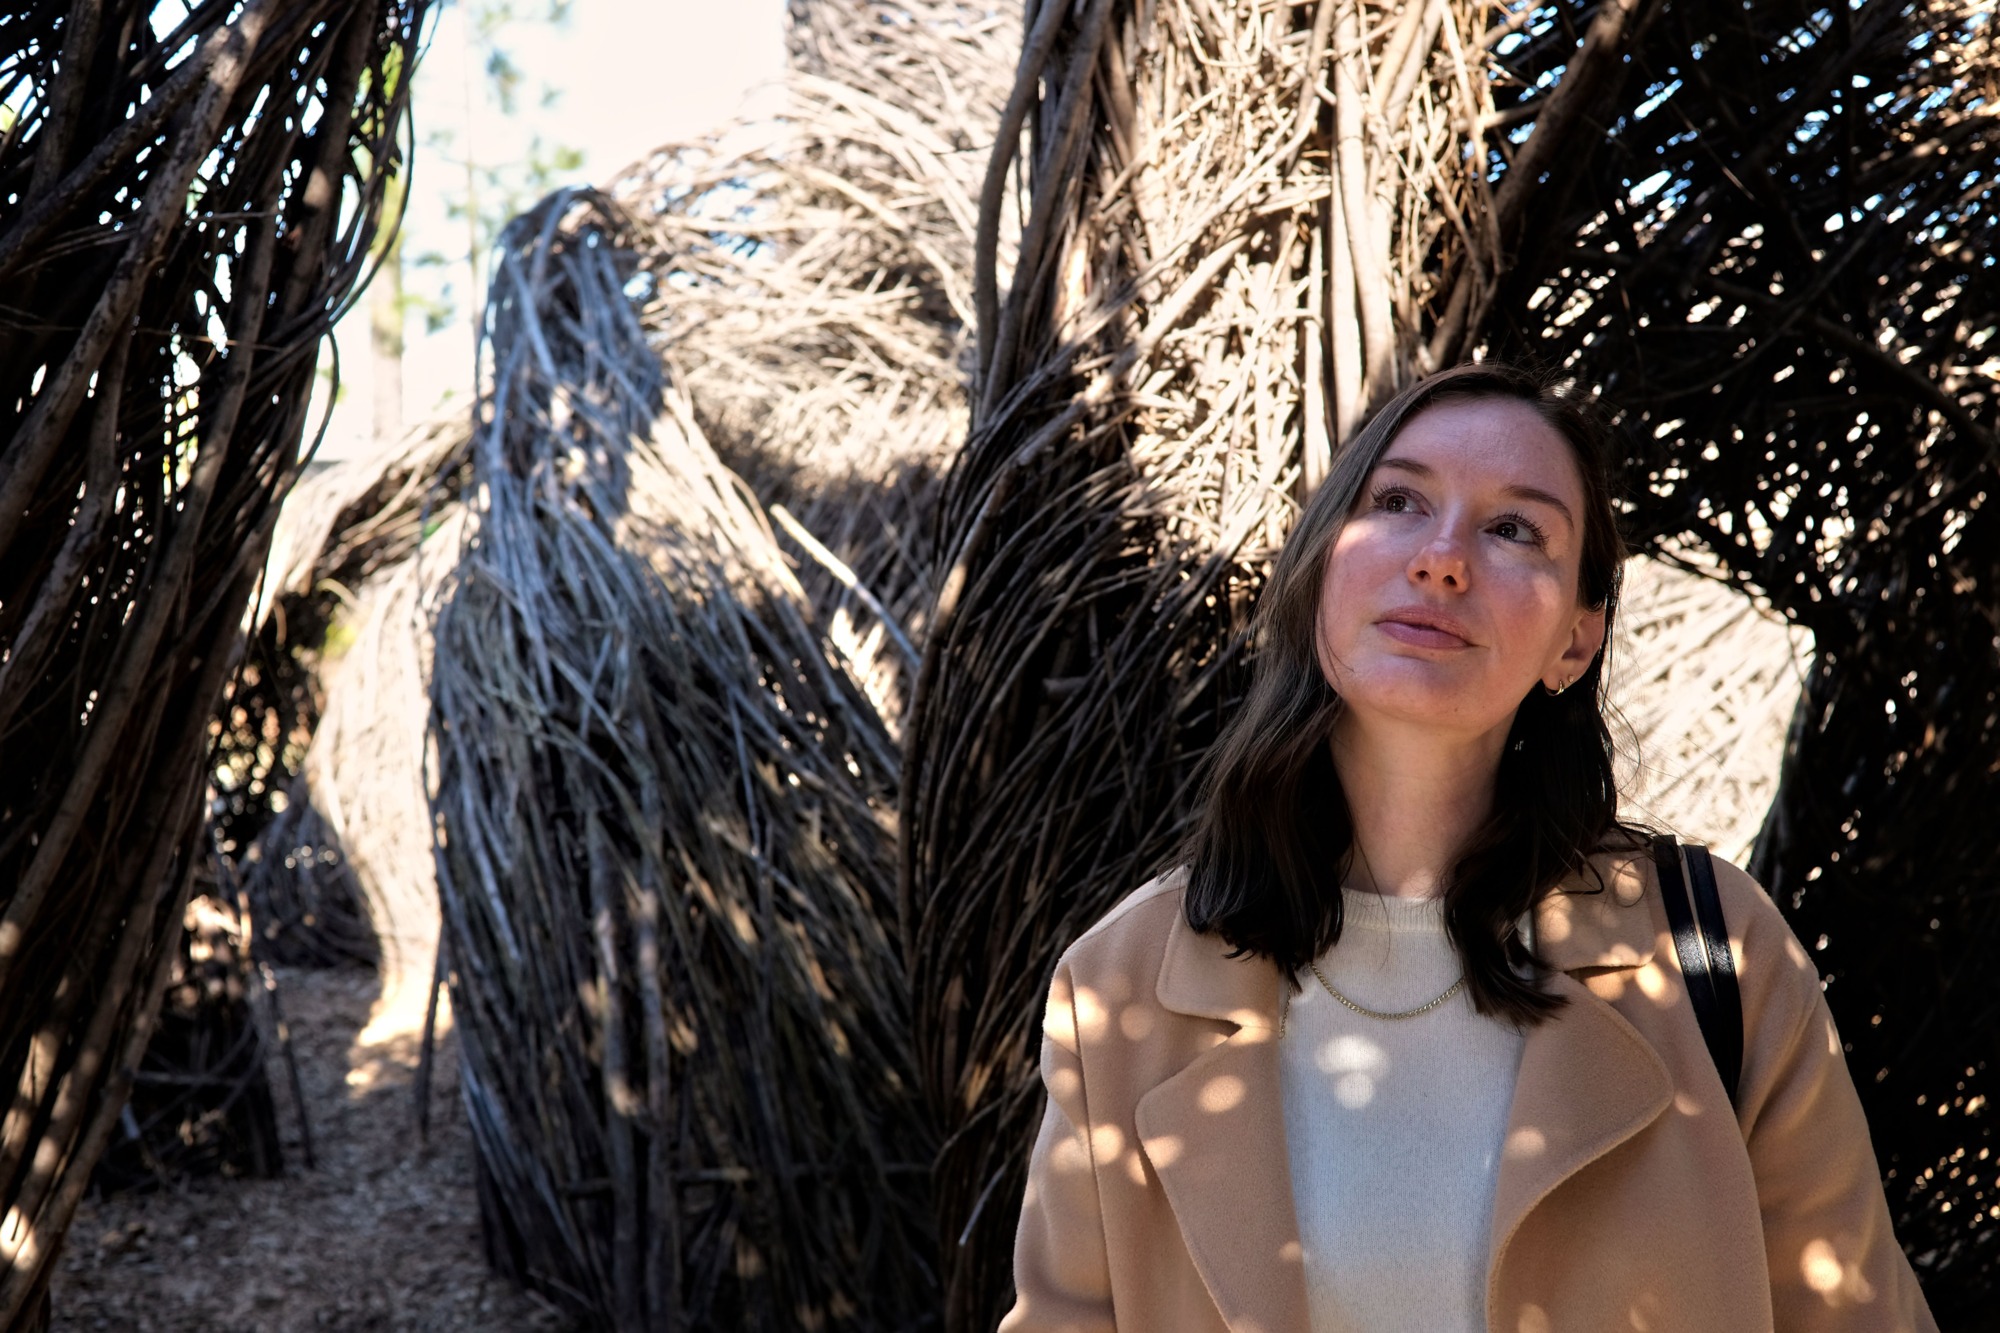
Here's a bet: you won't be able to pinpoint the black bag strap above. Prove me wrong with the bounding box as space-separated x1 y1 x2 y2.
1650 834 1743 1108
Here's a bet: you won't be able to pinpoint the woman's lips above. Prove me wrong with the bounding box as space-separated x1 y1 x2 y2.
1376 617 1472 649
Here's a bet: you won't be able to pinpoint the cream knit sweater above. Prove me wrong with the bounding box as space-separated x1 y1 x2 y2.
1278 888 1525 1333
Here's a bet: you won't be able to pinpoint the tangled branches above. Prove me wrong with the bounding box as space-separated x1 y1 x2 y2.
609 0 1022 720
428 192 932 1329
1608 554 1813 863
0 0 424 1322
1500 0 2000 1308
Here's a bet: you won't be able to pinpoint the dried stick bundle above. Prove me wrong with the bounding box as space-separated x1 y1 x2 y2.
207 586 369 971
241 0 1025 1023
610 0 1024 720
428 192 932 1330
901 1 1665 1323
256 413 470 628
0 1 424 1322
239 793 380 970
292 511 465 1022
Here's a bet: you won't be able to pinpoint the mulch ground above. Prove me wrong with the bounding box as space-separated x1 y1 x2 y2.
51 967 576 1333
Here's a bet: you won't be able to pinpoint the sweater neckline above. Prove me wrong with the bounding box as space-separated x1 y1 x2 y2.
1337 885 1448 934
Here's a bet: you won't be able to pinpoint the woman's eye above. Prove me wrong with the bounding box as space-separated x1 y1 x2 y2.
1377 488 1412 513
1491 516 1545 545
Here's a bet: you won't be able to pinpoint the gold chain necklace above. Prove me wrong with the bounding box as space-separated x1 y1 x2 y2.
1307 960 1464 1021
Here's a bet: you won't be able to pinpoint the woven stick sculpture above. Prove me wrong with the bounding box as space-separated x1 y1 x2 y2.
428 191 932 1330
94 884 284 1191
1607 556 1812 865
902 2 1662 1322
612 0 1024 722
250 0 1021 1005
1497 0 1998 1309
0 1 424 1323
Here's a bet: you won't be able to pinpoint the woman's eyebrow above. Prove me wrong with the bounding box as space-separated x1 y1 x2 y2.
1502 484 1576 531
1375 457 1576 530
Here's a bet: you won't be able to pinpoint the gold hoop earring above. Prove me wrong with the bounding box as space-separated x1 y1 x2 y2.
1542 676 1573 697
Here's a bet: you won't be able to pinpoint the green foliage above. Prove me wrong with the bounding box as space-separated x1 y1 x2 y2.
409 0 583 332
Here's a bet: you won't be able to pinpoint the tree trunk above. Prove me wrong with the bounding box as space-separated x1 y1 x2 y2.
370 230 406 450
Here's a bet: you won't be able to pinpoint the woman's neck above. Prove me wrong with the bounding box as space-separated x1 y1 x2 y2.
1328 711 1506 900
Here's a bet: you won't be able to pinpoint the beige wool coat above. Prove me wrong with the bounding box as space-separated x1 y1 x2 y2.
999 852 1937 1333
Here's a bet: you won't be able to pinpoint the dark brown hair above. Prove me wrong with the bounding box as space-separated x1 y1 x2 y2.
1183 360 1633 1026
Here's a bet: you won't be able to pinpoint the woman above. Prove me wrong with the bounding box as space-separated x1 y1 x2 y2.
1000 362 1935 1332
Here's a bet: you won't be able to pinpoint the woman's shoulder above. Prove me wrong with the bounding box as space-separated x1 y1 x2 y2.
1584 841 1808 955
1571 840 1823 1010
1056 865 1191 980
1042 866 1270 1077
1686 848 1826 1020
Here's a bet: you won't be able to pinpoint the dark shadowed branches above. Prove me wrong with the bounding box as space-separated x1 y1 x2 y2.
0 0 426 1324
1496 0 1999 1313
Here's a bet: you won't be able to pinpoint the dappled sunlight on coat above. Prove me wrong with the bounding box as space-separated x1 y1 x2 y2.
1002 854 1937 1332
1801 1237 1879 1306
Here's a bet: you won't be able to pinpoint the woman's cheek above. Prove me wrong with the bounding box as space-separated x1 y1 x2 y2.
1312 609 1357 689
1496 563 1567 624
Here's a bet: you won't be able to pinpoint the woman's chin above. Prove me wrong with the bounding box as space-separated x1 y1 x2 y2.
1334 675 1510 736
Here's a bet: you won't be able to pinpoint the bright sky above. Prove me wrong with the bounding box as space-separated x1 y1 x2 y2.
500 2 787 183
318 0 786 460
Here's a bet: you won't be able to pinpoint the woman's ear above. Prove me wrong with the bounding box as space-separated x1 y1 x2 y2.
1543 602 1608 692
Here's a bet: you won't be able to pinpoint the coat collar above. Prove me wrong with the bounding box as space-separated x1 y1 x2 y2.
1138 852 1669 1333
1147 852 1660 1025
1136 913 1305 1333
1484 968 1674 1310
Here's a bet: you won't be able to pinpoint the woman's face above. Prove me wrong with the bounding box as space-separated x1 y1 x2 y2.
1316 395 1606 739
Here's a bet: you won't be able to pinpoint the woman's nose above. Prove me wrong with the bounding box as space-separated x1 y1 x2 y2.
1407 527 1470 589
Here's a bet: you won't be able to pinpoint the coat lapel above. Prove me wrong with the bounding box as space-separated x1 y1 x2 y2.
1486 970 1674 1284
1132 854 1670 1333
1134 909 1309 1333
1486 857 1675 1299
